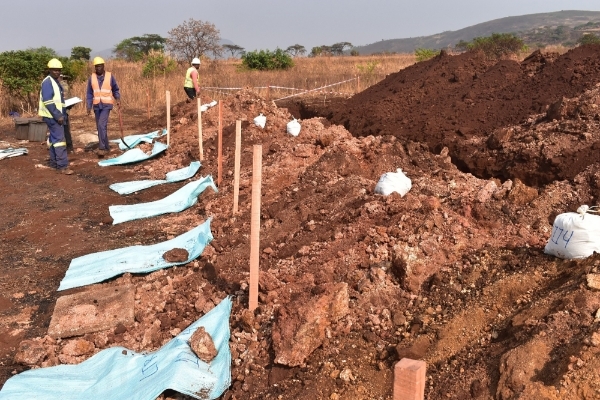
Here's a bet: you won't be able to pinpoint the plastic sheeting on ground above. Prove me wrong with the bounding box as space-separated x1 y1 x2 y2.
58 219 213 291
0 296 232 400
98 141 168 167
109 175 216 225
110 129 168 150
110 161 201 195
200 100 218 112
0 148 28 160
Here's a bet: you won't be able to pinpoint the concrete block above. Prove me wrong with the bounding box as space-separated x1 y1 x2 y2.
394 358 426 400
48 285 135 339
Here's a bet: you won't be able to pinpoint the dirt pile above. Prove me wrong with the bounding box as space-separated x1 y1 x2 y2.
323 46 600 186
1 56 600 400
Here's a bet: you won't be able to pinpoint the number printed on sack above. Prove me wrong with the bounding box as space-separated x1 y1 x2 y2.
550 225 574 248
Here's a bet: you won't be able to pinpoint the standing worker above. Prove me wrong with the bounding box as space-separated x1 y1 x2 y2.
86 57 120 157
39 58 73 175
183 57 201 102
58 74 74 153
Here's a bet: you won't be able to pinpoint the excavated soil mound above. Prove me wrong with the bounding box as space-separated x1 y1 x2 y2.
324 46 600 186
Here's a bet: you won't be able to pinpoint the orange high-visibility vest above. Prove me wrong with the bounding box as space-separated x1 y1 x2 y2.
91 72 114 105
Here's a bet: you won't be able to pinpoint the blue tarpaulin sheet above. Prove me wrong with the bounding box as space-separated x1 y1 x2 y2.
110 129 168 150
98 142 168 167
109 175 217 225
58 219 213 291
110 161 202 195
0 296 232 400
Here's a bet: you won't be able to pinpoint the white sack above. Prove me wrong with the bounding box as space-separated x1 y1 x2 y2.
544 205 600 259
374 168 412 197
286 119 301 137
253 113 266 129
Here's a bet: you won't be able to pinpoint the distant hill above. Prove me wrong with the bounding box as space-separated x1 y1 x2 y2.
354 10 600 55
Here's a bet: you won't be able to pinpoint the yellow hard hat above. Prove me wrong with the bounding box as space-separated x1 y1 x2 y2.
47 58 63 69
93 56 105 66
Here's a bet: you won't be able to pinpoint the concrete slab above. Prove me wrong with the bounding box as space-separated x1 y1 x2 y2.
48 285 135 339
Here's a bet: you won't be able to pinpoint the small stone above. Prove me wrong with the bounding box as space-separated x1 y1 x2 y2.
162 248 189 263
586 274 600 290
12 293 24 299
61 339 95 357
188 326 218 363
339 368 354 382
591 332 600 347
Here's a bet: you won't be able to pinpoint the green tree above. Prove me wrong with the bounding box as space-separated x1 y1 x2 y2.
331 42 353 55
166 19 222 61
223 44 245 58
241 48 293 70
71 46 91 60
350 49 360 56
285 44 306 57
114 34 166 61
578 33 600 45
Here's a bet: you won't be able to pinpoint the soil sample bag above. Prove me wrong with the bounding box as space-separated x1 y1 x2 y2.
544 205 600 259
253 113 266 129
374 168 412 197
286 118 301 137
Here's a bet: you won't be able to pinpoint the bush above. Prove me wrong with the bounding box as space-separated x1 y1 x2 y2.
578 33 600 46
0 48 88 110
415 48 440 62
466 33 527 59
241 48 293 70
142 50 177 77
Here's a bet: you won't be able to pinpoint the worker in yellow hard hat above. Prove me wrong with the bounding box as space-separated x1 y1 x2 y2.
39 58 73 174
183 57 201 102
86 56 121 157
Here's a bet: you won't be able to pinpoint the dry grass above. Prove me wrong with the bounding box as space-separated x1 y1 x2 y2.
0 54 416 122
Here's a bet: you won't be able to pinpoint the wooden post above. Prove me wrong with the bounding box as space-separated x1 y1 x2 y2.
166 90 171 147
249 144 262 311
197 97 203 161
233 120 241 215
357 75 360 93
217 101 223 187
266 84 271 101
393 359 426 400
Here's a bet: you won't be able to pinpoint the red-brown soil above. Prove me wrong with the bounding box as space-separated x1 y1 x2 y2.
1 45 600 400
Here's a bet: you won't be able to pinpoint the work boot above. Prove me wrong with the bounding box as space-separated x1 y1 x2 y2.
59 168 74 175
96 149 107 157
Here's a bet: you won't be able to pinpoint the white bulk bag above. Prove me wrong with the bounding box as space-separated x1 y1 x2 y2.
286 119 301 137
544 205 600 259
254 113 266 129
374 168 412 197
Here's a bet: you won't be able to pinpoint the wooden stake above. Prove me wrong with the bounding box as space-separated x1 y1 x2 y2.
166 90 170 147
217 101 223 187
233 120 241 215
357 75 360 93
146 88 150 120
249 144 262 311
394 359 426 400
266 84 271 101
197 97 203 161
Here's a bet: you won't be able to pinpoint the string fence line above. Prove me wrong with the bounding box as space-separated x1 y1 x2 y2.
199 77 359 101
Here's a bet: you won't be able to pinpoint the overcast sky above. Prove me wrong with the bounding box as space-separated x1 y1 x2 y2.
2 0 600 56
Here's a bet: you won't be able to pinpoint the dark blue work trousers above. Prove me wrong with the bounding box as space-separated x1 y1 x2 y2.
94 108 111 150
43 117 68 170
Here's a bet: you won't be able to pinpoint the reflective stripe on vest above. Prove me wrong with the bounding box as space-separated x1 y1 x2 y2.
184 67 196 88
38 76 65 118
91 72 114 105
